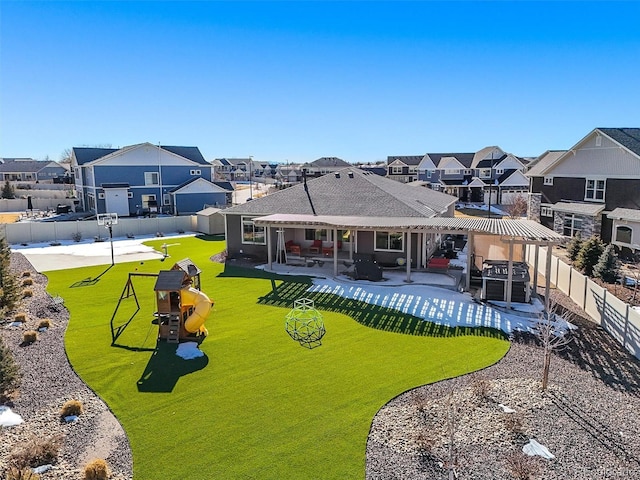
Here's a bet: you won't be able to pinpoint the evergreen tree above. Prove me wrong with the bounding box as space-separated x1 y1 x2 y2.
566 233 583 262
593 244 619 283
575 236 604 277
0 237 20 315
1 180 15 199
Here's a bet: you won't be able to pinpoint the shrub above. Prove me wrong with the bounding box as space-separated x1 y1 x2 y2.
4 467 40 480
14 312 27 323
38 318 52 329
84 459 109 480
504 451 541 480
9 434 62 469
470 374 492 401
71 232 82 242
22 278 33 287
60 399 83 417
575 236 604 277
22 330 38 344
566 233 583 261
0 337 21 400
22 289 33 298
502 413 524 434
593 244 619 283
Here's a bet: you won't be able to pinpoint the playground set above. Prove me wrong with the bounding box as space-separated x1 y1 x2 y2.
110 257 213 345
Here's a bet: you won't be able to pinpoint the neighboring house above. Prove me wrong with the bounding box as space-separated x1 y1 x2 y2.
418 153 475 199
0 158 69 183
222 167 458 268
608 208 640 256
526 128 640 245
302 157 352 178
71 143 227 216
213 158 253 182
386 155 422 183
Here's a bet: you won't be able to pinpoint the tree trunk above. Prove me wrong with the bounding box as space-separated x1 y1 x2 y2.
542 350 551 391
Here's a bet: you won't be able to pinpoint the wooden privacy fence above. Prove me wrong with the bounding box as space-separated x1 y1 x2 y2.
526 245 640 360
0 215 198 245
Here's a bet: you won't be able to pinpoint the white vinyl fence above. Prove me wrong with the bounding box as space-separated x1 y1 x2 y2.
526 245 640 360
0 216 198 245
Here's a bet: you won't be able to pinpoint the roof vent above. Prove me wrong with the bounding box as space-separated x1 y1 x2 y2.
347 171 354 178
334 172 340 178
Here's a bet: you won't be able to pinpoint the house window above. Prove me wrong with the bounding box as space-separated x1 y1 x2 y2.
98 192 105 199
464 169 472 175
543 176 553 186
495 168 504 175
480 169 491 179
392 166 402 174
141 194 156 208
190 169 201 176
541 206 553 217
305 229 327 241
563 214 583 237
163 193 171 206
375 231 404 252
616 226 632 244
596 136 602 147
445 169 460 175
87 193 95 211
242 216 266 245
127 192 133 198
585 178 605 201
144 172 159 185
408 166 418 174
426 170 433 178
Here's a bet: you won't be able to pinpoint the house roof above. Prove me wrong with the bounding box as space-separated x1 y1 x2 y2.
607 207 640 222
197 206 223 216
598 128 640 157
74 144 208 165
386 155 424 166
222 167 458 218
553 202 606 216
428 153 475 169
525 150 567 177
253 214 565 242
0 160 64 173
172 258 201 277
169 177 230 194
154 270 187 291
310 157 350 168
475 154 508 169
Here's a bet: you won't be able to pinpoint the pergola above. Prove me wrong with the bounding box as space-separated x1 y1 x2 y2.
254 214 566 310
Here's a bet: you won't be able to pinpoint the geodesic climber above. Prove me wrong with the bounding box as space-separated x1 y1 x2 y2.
285 298 326 349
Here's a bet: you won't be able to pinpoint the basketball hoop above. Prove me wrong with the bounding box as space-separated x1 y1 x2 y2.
97 213 119 266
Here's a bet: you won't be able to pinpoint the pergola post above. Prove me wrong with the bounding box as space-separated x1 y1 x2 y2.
333 227 338 276
545 243 553 311
405 230 412 282
465 232 474 292
267 226 273 270
506 239 514 309
533 244 540 294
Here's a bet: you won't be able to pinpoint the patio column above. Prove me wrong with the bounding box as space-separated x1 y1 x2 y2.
545 243 553 311
532 244 539 294
333 227 338 276
506 239 514 309
465 231 474 291
267 225 273 270
405 230 412 283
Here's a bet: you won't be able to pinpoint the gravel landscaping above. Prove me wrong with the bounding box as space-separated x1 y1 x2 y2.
1 253 132 480
4 251 640 479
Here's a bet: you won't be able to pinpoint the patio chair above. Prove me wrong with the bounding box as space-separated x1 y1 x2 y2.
309 239 323 254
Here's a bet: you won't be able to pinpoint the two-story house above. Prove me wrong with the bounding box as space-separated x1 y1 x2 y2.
72 143 232 216
527 128 640 249
386 155 422 183
301 157 352 178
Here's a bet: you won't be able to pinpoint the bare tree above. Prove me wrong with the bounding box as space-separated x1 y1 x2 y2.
504 194 529 219
533 300 573 391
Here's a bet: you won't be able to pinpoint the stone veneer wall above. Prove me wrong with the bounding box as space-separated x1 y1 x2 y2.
527 193 541 222
553 211 601 238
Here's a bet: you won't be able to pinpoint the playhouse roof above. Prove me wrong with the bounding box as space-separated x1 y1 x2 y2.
172 258 201 277
154 270 188 291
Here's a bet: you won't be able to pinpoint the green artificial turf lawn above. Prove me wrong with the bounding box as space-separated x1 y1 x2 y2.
45 235 509 480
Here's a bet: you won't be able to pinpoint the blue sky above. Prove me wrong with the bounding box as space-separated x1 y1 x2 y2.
1 1 639 163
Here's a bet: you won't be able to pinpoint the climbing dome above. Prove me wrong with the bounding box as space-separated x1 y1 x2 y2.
285 298 326 349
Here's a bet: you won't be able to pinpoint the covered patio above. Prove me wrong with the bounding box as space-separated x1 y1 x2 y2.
254 214 565 309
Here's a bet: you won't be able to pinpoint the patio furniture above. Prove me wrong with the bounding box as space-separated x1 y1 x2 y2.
353 254 383 281
427 257 450 270
321 240 342 257
289 244 302 256
285 240 296 252
309 239 323 254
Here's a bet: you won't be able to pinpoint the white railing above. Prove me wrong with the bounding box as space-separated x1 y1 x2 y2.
526 245 640 360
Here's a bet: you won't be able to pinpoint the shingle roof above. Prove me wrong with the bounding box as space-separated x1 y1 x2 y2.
553 202 605 216
310 157 350 168
598 128 640 157
387 155 424 166
525 150 567 177
475 154 508 169
427 153 475 168
160 146 208 164
0 160 58 173
607 208 640 222
72 148 119 165
223 168 457 218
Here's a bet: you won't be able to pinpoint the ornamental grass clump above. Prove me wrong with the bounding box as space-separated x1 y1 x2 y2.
21 271 31 278
60 399 83 417
4 467 40 480
84 459 109 480
22 289 33 298
22 330 38 345
21 278 33 287
9 434 62 469
14 312 27 323
38 318 52 329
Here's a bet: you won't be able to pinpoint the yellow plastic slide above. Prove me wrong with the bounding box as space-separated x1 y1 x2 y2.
181 287 213 336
